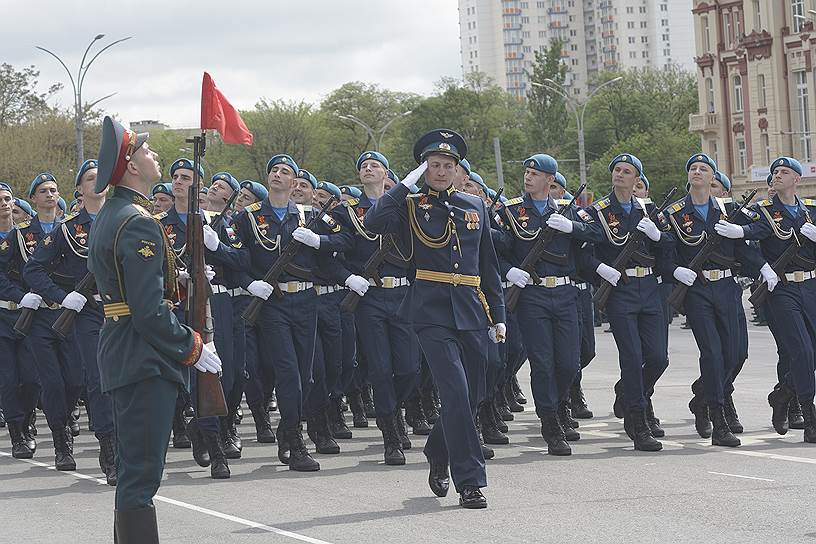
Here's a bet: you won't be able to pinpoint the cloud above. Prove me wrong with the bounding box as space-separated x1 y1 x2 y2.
2 0 462 127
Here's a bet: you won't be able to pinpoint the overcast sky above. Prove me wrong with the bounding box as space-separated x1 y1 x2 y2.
2 1 462 128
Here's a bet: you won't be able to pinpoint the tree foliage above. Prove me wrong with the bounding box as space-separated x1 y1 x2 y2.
0 64 62 128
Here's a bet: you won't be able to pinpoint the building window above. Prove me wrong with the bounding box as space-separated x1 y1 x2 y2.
733 75 744 113
641 21 648 28
702 16 711 51
724 13 733 47
793 0 805 33
753 0 762 29
761 133 771 165
737 138 747 175
628 21 635 29
706 78 715 112
796 70 812 160
629 36 636 43
735 10 743 40
710 141 719 166
758 74 767 108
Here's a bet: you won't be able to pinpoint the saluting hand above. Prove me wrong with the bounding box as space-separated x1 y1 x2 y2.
401 161 428 189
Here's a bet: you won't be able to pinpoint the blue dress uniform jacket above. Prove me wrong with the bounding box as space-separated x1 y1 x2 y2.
0 216 52 303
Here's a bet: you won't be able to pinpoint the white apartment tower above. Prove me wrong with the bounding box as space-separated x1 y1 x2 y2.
459 0 696 98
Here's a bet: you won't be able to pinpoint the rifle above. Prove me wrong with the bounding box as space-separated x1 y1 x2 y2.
666 189 757 313
505 184 586 313
592 186 678 312
186 132 228 418
242 195 337 326
208 188 239 231
12 303 34 337
51 272 98 339
489 186 505 216
339 232 396 313
748 230 815 307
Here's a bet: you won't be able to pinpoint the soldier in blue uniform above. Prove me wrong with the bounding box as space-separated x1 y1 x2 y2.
88 116 222 541
581 153 672 451
715 156 816 442
663 154 764 446
365 129 506 509
235 180 267 211
24 160 120 483
151 182 174 214
12 198 34 225
293 169 317 205
0 182 40 459
323 150 420 465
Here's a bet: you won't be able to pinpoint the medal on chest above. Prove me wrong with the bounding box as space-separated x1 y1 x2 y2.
682 213 693 233
24 232 37 253
465 210 480 230
0 239 7 252
74 223 88 245
772 210 783 224
517 206 528 228
164 224 177 244
607 212 620 234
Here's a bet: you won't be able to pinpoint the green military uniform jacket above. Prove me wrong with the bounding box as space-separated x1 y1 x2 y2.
87 186 199 393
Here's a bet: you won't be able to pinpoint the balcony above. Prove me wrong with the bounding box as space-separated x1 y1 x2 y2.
688 112 719 134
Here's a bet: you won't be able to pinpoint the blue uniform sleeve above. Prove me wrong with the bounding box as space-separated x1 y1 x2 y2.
364 184 410 235
23 227 70 304
229 211 257 289
479 199 506 325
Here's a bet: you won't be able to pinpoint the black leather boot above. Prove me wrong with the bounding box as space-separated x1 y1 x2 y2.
186 419 211 468
540 414 571 456
492 396 509 433
69 408 80 437
495 389 515 422
52 426 76 471
427 457 450 497
710 405 740 447
404 396 431 436
645 399 664 438
421 385 440 424
220 414 241 459
789 397 805 430
512 374 527 404
306 413 340 454
7 421 33 459
479 401 509 445
348 391 368 428
25 409 37 438
249 401 276 443
98 433 118 486
287 428 320 471
361 385 376 418
800 402 816 443
265 391 277 412
114 505 159 544
376 416 405 465
171 406 191 449
204 429 231 479
627 407 662 452
724 394 743 434
503 382 524 413
394 408 412 450
688 394 711 439
327 395 352 439
459 486 488 509
570 380 593 419
613 380 624 419
276 426 290 464
557 402 580 441
768 383 794 435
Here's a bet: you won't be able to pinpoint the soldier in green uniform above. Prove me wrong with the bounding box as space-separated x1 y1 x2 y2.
87 116 222 543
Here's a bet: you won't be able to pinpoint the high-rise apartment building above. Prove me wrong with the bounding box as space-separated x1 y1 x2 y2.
458 0 696 99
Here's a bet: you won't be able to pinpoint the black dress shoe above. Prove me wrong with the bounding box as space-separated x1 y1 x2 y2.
768 384 794 435
348 392 369 428
570 382 593 419
688 395 711 439
540 415 571 456
428 458 450 497
459 487 487 509
645 399 664 438
503 383 524 413
724 394 743 434
612 380 624 419
511 375 527 404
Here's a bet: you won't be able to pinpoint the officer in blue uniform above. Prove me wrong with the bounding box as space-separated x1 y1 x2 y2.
24 160 120 483
324 150 420 465
365 129 506 509
0 182 40 459
715 156 816 442
663 154 764 446
582 153 672 451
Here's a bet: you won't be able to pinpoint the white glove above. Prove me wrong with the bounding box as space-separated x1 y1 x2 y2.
204 265 215 282
177 269 190 284
345 274 369 296
248 280 274 300
19 292 43 310
673 266 697 287
506 267 531 288
801 222 816 243
61 291 87 312
401 161 428 188
488 322 507 344
202 224 220 251
596 263 621 286
194 343 222 374
293 227 320 249
636 217 661 242
714 220 745 239
760 263 779 293
546 213 573 233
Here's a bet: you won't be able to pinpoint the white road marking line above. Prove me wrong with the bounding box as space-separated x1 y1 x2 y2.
576 422 609 429
726 450 816 465
0 451 334 544
707 471 774 482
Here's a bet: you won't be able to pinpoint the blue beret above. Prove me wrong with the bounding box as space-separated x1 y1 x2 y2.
554 172 567 189
523 154 558 174
14 198 34 217
0 182 12 194
170 158 204 180
413 129 467 163
296 169 317 189
357 151 389 171
211 172 240 192
770 156 803 176
713 171 731 191
317 180 342 199
459 158 471 175
29 172 58 198
486 187 497 200
73 190 81 199
152 183 173 197
339 185 362 198
386 169 400 184
199 186 209 194
608 153 643 175
766 173 773 186
75 159 98 186
266 154 299 174
640 174 650 190
69 199 78 210
240 180 268 202
685 153 717 172
57 197 67 213
468 171 489 193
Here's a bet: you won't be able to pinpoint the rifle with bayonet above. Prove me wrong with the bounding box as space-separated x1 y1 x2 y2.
667 189 757 313
592 186 678 312
505 183 586 313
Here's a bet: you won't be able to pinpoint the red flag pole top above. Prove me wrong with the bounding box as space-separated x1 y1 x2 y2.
200 72 254 145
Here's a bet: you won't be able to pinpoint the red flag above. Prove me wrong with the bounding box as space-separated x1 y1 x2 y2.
200 72 254 145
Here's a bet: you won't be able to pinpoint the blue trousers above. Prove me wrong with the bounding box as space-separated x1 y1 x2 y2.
0 310 40 424
355 287 420 417
74 305 114 437
766 281 816 403
517 285 580 416
211 292 246 410
417 325 486 493
336 296 358 397
307 290 344 416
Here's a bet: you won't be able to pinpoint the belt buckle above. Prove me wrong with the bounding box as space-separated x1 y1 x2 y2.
544 276 557 288
794 271 805 282
636 267 647 278
287 281 299 292
451 273 462 286
710 270 721 281
8 302 17 310
383 277 394 289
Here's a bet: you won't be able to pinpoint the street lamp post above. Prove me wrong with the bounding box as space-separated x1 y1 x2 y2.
338 111 413 151
36 35 133 169
531 77 623 186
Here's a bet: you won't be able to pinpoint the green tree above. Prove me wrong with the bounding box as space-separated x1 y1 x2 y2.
526 39 569 152
0 64 62 128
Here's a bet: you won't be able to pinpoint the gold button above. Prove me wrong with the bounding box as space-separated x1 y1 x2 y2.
453 263 459 269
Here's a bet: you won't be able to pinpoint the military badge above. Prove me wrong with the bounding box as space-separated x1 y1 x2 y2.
418 195 432 210
0 240 8 251
517 207 527 218
772 210 783 223
137 239 157 260
43 235 52 246
439 143 451 151
607 213 619 227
